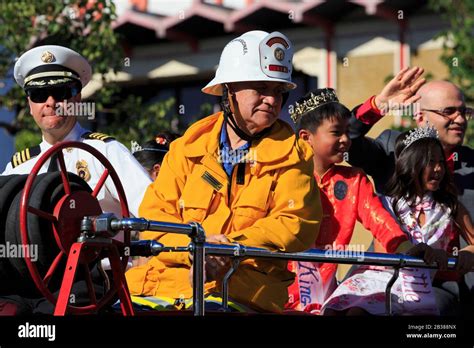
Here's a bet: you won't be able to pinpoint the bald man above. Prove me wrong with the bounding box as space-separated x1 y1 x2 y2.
347 69 472 219
417 80 469 153
346 67 474 315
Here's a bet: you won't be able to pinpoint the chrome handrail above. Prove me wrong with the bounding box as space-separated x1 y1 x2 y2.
201 243 463 316
202 243 460 269
87 216 469 316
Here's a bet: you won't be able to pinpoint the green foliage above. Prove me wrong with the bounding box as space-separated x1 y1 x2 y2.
429 0 474 148
101 98 216 150
101 95 180 147
15 130 42 152
199 103 213 119
13 107 41 149
393 1 474 148
464 118 474 148
0 0 123 150
0 0 213 153
429 0 474 100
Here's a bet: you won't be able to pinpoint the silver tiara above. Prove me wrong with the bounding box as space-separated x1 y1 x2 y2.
131 140 143 154
402 125 439 149
130 140 168 154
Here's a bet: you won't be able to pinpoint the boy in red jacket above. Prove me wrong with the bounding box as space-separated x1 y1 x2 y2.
285 88 436 314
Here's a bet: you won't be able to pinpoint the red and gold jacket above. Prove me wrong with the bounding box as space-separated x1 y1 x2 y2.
286 165 412 313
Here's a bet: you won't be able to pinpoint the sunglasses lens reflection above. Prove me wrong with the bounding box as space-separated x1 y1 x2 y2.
28 86 78 103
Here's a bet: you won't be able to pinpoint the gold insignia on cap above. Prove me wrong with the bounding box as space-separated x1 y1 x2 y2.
41 51 55 63
76 160 91 182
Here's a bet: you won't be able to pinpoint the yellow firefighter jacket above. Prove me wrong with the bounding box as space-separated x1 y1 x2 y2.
126 112 322 312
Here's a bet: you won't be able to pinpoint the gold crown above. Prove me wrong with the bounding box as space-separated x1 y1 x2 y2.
290 88 339 123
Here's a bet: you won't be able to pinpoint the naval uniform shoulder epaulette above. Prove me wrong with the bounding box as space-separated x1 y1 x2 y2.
10 145 41 168
82 132 115 142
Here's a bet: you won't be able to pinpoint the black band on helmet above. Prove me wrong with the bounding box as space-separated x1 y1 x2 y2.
282 92 290 107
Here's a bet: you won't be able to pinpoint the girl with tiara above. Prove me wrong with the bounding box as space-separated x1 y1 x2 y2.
322 126 474 315
131 132 180 180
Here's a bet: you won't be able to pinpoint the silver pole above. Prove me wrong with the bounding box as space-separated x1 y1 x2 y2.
190 223 205 316
203 244 462 270
104 217 463 271
99 217 472 316
221 258 241 312
110 218 195 235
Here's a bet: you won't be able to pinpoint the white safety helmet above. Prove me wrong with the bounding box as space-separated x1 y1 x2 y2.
202 30 296 96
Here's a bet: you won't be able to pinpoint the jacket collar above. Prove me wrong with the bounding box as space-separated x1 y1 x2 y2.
315 165 336 185
182 112 223 158
40 122 87 151
182 112 309 175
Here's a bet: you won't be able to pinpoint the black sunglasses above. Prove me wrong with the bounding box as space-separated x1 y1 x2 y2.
26 85 80 103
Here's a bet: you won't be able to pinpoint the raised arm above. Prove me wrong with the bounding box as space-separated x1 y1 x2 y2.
347 67 425 190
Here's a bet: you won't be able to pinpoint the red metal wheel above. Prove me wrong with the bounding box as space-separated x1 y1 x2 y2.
19 141 130 314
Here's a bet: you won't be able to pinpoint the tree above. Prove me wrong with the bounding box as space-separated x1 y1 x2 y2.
0 0 123 149
429 0 474 147
0 0 189 151
390 2 474 147
102 95 178 146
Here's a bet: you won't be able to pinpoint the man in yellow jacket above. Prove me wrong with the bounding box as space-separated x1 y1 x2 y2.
126 30 322 312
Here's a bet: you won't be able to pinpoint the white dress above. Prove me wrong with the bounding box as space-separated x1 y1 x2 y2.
322 194 455 316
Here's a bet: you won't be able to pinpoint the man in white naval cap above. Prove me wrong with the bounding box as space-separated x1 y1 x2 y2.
0 45 152 315
2 45 152 218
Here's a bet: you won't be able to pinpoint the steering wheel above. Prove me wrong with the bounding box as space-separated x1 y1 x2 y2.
18 141 130 314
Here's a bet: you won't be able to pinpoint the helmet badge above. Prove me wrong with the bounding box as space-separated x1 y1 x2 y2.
274 48 285 61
